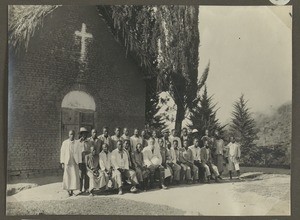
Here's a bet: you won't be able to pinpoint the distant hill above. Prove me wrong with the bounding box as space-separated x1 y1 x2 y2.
254 102 291 150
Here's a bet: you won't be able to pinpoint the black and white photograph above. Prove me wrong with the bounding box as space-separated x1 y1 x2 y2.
6 4 292 216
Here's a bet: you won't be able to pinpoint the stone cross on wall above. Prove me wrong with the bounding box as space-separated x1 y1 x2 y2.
75 23 93 63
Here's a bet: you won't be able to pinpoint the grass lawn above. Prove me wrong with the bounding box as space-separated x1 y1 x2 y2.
6 197 185 216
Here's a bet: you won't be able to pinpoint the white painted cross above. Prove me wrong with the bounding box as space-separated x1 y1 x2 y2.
75 23 93 63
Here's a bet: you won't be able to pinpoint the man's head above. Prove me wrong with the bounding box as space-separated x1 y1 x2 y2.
103 126 109 136
115 127 121 136
90 146 96 156
69 130 75 141
79 127 88 140
194 138 200 148
205 129 209 136
91 129 97 139
215 130 219 138
163 130 169 138
123 140 130 151
136 143 143 153
117 140 123 151
182 128 188 136
166 141 171 149
173 139 178 148
148 137 155 147
230 136 236 143
141 130 146 138
171 129 176 137
183 139 189 148
134 128 139 136
102 143 108 153
158 138 164 147
123 127 129 136
152 130 157 138
204 140 209 148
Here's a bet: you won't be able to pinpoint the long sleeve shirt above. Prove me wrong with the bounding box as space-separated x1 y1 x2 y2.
227 142 241 158
99 151 112 171
60 139 82 165
142 145 162 167
179 148 194 164
111 149 129 170
189 145 201 162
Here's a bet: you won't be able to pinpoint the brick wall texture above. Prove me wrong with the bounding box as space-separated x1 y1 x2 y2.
8 6 146 176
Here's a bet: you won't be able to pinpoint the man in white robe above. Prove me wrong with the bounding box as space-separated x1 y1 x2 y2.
60 130 82 196
225 136 241 179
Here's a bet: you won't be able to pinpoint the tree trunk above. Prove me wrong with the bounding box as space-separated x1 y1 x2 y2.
174 99 185 132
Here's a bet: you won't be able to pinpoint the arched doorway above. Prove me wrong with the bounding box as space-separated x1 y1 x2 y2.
61 91 96 141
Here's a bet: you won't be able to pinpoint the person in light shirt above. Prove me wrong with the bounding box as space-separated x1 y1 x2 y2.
121 127 130 141
130 128 143 152
142 137 167 189
98 126 113 152
225 136 241 180
60 130 82 196
99 143 113 189
111 140 138 195
111 127 122 151
189 138 206 182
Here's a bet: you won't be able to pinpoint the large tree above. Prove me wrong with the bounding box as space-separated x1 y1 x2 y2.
98 5 202 131
230 94 258 152
188 85 224 137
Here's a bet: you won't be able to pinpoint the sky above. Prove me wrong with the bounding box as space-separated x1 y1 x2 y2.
198 6 292 124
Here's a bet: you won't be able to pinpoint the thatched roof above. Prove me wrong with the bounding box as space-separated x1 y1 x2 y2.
8 5 60 51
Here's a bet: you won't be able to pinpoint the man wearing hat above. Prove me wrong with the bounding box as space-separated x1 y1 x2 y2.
78 127 90 193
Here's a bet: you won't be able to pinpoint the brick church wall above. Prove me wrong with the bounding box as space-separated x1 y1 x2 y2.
8 6 146 178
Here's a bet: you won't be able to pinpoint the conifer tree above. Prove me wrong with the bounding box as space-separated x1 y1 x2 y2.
188 85 224 137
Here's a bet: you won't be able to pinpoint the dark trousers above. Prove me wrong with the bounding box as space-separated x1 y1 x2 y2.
79 164 89 191
148 165 165 187
194 161 206 182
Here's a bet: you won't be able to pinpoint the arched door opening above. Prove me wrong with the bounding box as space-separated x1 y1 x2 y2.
61 91 96 141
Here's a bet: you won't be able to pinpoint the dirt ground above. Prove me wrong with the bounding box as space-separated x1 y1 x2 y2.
6 169 290 216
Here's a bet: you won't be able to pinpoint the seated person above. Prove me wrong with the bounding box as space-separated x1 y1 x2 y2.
99 143 113 189
85 146 107 196
201 140 222 183
132 143 150 190
166 141 181 185
142 137 167 189
189 138 206 182
111 140 138 195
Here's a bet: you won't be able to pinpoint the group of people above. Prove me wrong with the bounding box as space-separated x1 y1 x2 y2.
60 126 241 196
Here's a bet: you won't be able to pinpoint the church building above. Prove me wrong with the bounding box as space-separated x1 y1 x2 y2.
8 6 146 178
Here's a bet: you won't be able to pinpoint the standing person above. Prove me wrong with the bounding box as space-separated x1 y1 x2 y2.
140 130 148 147
87 129 102 155
85 146 107 196
213 130 225 176
130 128 143 153
151 130 160 147
181 127 192 146
201 129 212 147
111 140 138 195
179 139 199 183
60 130 82 196
158 138 173 184
111 127 122 151
172 130 182 149
142 137 167 189
132 143 150 190
99 143 113 189
225 136 241 180
189 138 206 182
201 140 222 183
98 126 113 152
78 127 90 193
166 141 181 184
162 129 170 147
121 127 130 141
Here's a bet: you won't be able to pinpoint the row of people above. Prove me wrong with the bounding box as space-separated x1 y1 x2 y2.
60 127 241 196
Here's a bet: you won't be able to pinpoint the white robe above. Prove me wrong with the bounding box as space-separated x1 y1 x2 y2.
60 139 82 190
